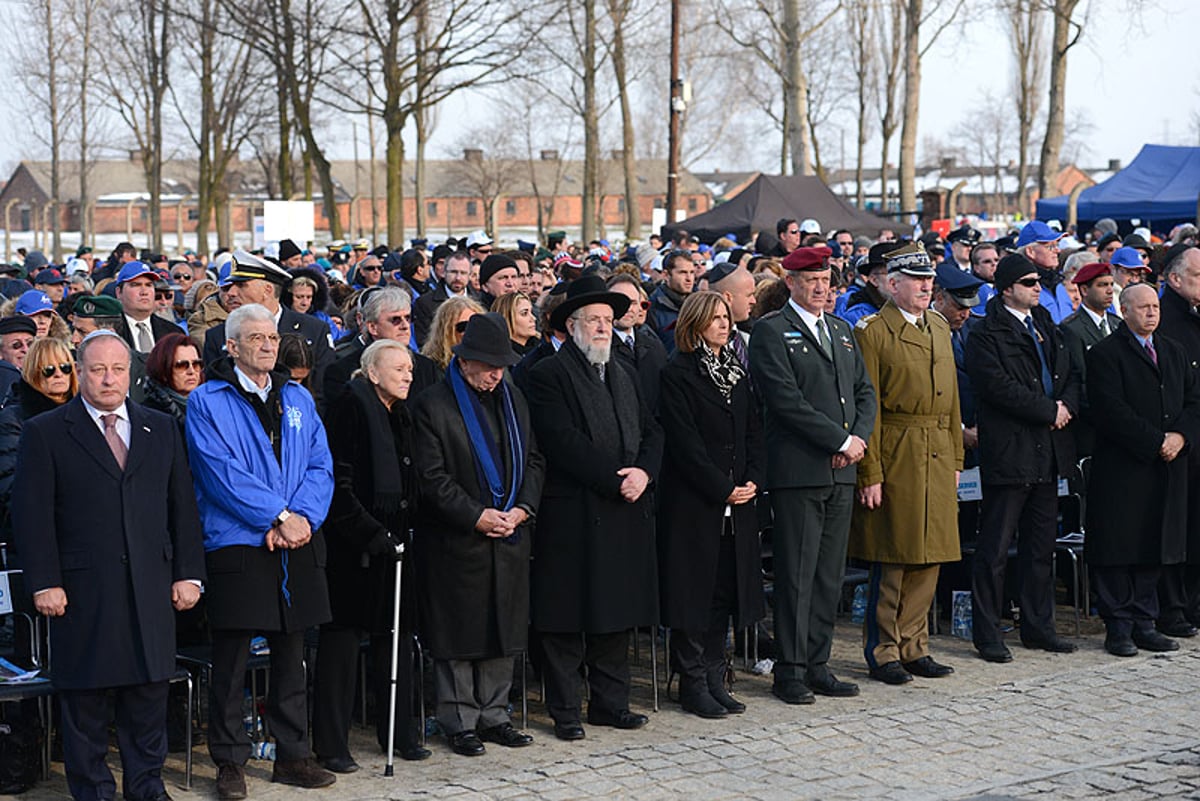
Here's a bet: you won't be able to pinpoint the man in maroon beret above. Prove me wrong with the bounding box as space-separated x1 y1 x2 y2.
1060 261 1120 459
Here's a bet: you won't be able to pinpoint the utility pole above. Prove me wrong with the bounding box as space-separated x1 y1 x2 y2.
666 0 682 226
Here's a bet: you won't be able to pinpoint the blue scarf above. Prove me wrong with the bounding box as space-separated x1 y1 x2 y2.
447 357 526 542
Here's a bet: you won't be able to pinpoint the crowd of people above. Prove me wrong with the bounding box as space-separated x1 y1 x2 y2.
4 214 1200 801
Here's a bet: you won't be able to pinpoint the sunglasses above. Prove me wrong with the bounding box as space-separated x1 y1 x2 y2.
171 272 193 281
639 300 650 310
173 359 203 371
360 265 381 272
1015 277 1041 287
455 320 470 334
41 362 73 378
155 292 173 300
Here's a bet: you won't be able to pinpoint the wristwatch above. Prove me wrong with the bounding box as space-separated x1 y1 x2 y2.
273 509 292 528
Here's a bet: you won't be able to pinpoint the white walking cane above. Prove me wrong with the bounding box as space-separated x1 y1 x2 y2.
383 532 406 778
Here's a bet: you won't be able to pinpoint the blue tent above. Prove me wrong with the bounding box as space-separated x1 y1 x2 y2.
1037 145 1200 231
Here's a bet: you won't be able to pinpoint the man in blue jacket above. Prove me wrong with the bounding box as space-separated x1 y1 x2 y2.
187 303 336 800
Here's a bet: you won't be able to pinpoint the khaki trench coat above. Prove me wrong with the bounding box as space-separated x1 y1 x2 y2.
849 301 963 565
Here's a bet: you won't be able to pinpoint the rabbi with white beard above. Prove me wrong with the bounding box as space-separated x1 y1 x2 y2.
524 275 665 742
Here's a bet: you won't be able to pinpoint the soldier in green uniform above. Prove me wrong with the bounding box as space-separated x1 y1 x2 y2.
849 242 963 685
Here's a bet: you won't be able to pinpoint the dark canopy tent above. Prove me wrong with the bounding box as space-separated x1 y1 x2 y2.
662 174 907 245
1037 145 1200 233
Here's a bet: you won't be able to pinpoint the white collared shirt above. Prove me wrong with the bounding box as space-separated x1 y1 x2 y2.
898 307 922 327
614 329 636 350
81 397 130 449
234 365 271 403
1081 305 1109 332
124 313 153 344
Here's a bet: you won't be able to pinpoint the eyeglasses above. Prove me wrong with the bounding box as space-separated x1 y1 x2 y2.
171 272 193 282
577 314 613 328
40 362 73 377
1015 277 1041 287
173 359 203 371
241 332 281 346
454 320 470 334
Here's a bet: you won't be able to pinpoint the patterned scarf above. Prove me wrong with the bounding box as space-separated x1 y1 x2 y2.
698 341 745 401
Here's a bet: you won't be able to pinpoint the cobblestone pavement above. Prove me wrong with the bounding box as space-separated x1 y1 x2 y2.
22 618 1200 800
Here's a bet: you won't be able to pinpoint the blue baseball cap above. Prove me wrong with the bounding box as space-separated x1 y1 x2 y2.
1015 221 1063 249
1110 247 1151 271
116 260 157 284
934 262 984 308
15 289 54 316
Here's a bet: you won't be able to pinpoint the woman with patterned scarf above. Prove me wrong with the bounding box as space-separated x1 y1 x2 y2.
657 291 765 719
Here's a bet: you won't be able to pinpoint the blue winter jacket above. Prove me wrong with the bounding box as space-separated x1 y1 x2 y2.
186 373 333 551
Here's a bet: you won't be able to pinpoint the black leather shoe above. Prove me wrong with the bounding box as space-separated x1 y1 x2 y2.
1021 635 1077 653
771 681 815 705
902 656 955 678
318 755 360 773
708 681 746 714
478 723 534 748
553 722 585 741
587 709 648 729
147 792 174 801
1157 621 1198 638
868 660 913 685
1133 629 1179 652
1105 634 1138 657
400 744 432 761
976 642 1013 663
448 730 486 756
681 691 728 719
807 672 860 697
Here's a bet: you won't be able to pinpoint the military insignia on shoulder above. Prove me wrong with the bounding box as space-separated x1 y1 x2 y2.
855 314 878 330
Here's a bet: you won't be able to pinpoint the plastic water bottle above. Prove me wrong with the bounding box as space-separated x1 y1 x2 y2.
241 691 255 736
251 742 276 761
851 583 867 623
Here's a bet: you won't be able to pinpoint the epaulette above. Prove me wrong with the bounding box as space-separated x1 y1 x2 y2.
759 309 783 322
854 313 879 330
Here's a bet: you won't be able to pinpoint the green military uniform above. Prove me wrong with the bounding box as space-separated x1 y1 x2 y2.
850 258 963 675
748 246 877 697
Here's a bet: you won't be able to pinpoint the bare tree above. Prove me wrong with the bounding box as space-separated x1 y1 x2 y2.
446 135 524 237
875 0 904 213
98 0 173 253
804 22 855 182
953 93 1015 215
66 0 103 250
1037 0 1084 199
898 0 966 216
1001 0 1046 215
605 0 640 239
515 90 575 241
846 0 875 207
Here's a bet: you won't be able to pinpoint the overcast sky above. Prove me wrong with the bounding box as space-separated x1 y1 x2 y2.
0 0 1195 178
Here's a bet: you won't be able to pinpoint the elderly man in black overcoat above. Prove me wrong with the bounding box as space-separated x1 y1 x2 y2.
13 330 206 801
525 275 663 742
1087 283 1200 655
411 313 545 757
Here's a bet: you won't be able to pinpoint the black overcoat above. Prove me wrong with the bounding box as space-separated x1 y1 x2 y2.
410 378 545 660
11 398 206 689
612 324 669 412
525 345 663 634
1156 284 1200 564
1084 325 1200 566
323 382 418 633
964 296 1080 485
656 350 765 632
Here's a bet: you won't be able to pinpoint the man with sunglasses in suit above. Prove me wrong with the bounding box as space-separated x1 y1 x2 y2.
965 253 1081 664
607 274 668 411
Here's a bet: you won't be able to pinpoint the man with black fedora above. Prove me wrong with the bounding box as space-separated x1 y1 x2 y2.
850 243 962 685
525 274 663 741
202 250 335 402
965 252 1080 663
750 245 876 705
410 313 545 757
835 242 901 326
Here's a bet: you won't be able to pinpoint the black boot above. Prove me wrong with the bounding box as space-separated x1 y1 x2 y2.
679 675 727 719
707 661 745 714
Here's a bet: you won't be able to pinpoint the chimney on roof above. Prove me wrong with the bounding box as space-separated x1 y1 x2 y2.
463 148 483 162
540 150 559 161
940 156 956 170
1108 158 1122 171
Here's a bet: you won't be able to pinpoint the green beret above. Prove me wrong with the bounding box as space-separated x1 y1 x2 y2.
73 294 124 318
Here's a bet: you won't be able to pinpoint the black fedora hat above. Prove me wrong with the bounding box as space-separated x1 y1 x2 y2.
452 312 520 367
549 274 632 332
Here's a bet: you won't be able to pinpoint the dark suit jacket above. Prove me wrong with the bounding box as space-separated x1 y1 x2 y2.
412 283 451 348
1059 307 1121 456
748 303 876 489
116 314 184 352
203 306 335 402
11 398 206 689
1085 325 1200 566
1156 283 1200 563
612 324 669 412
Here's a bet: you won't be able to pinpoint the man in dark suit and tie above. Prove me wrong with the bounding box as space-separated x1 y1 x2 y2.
932 263 984 467
12 330 206 801
202 251 335 402
749 245 876 705
607 274 668 410
115 261 184 354
1058 261 1120 458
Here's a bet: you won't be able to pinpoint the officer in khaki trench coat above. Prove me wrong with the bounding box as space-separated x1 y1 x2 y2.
849 242 963 686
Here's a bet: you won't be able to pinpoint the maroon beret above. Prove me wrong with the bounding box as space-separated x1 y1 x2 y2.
782 245 833 272
1071 262 1112 285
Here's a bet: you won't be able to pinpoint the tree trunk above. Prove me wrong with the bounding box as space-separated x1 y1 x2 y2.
385 116 405 247
581 0 598 243
898 0 922 215
609 1 639 239
782 0 811 176
1038 0 1079 200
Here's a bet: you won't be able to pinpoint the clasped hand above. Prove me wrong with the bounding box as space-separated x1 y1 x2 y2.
725 481 757 505
1161 432 1186 462
476 507 528 538
266 513 312 551
832 435 868 469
